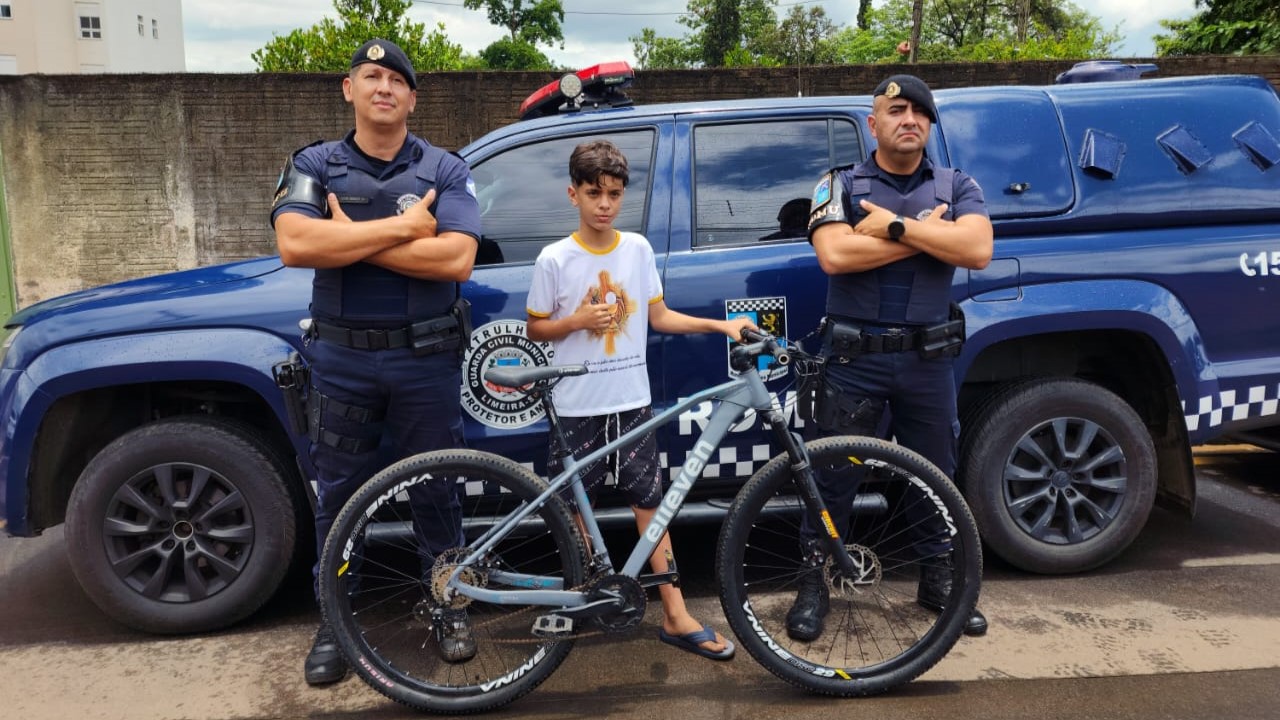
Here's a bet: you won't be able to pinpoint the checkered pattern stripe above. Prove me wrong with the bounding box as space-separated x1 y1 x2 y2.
726 298 785 313
451 446 782 498
663 444 774 480
1183 383 1280 433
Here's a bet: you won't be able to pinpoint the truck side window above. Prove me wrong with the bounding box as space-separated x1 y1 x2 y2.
469 130 655 265
693 118 861 248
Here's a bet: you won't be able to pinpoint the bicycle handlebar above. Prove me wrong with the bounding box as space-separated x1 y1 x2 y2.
739 328 792 366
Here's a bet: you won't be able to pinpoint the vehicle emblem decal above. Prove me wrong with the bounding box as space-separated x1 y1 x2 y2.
726 296 788 382
461 320 555 429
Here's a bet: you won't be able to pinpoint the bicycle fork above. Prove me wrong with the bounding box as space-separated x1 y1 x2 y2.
765 412 868 584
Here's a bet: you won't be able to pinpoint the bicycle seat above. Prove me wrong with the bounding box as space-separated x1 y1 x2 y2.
484 364 587 388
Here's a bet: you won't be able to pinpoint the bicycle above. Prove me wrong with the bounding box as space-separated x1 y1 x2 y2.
318 329 982 714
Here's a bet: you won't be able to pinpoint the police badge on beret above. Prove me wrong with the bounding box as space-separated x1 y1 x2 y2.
885 81 901 98
367 44 386 61
396 193 421 215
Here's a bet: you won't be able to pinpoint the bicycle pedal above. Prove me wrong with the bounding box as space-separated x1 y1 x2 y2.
532 614 575 637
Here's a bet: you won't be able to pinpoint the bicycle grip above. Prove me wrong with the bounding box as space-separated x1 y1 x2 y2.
740 328 790 366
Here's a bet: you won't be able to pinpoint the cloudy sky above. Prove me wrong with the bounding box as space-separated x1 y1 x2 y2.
182 0 1199 73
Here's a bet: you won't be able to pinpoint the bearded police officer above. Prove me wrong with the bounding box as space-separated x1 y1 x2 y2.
271 39 482 686
789 74 993 640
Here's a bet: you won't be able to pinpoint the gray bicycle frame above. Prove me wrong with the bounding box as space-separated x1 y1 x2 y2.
445 361 778 608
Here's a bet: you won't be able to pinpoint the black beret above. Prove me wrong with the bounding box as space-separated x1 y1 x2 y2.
873 74 937 123
350 38 417 90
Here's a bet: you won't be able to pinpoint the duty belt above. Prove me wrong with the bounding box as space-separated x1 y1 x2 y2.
826 310 965 360
310 315 460 353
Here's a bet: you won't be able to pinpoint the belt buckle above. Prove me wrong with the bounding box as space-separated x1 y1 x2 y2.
366 330 389 351
882 330 905 353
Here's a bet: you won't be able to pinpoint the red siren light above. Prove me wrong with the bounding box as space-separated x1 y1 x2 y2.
519 61 635 121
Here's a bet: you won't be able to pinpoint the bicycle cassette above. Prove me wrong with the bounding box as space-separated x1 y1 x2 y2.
430 548 488 608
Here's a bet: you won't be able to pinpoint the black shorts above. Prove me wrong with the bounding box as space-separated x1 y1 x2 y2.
546 406 662 510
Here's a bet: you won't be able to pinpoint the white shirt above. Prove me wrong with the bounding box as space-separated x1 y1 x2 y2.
527 231 663 416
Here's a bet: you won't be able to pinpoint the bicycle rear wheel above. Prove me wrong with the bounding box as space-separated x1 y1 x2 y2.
319 449 586 714
717 436 981 696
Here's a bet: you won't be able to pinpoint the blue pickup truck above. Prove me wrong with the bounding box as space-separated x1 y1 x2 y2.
2 62 1278 634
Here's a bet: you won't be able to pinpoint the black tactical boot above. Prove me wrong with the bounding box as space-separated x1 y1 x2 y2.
785 566 830 641
437 607 478 663
917 553 988 637
304 623 348 686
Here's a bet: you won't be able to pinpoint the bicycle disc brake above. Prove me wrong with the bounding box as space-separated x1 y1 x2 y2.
430 548 489 608
825 543 881 600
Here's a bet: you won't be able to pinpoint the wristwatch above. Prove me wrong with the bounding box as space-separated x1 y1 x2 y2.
888 215 906 241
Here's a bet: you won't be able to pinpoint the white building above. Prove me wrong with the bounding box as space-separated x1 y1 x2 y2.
0 0 184 74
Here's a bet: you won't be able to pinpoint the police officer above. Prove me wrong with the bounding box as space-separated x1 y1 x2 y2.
270 39 482 686
789 74 993 639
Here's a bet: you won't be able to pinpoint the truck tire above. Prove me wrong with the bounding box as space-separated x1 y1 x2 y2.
66 416 298 634
960 377 1156 574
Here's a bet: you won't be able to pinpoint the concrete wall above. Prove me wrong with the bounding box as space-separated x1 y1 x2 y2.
1 56 1278 308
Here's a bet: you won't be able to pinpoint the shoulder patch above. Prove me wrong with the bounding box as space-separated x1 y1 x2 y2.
812 172 833 210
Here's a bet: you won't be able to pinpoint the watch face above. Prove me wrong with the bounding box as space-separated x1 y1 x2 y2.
889 216 906 240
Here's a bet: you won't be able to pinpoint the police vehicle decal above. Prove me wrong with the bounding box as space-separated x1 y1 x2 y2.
726 296 789 382
461 320 555 429
670 389 807 480
1183 382 1280 433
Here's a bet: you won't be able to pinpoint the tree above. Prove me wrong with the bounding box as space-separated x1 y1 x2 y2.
463 0 565 49
878 0 1119 62
479 38 555 69
633 0 1116 69
252 0 474 72
634 0 781 68
1154 0 1280 56
631 28 699 70
701 0 741 66
756 6 839 66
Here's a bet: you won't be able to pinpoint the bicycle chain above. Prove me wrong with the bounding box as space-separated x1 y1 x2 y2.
432 571 617 645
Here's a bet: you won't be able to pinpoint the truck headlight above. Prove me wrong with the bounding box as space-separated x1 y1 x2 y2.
0 325 22 368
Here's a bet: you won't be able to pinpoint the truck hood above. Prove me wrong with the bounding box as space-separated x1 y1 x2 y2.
3 257 314 368
8 257 287 327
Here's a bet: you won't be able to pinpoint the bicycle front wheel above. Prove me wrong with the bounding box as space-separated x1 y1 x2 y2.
717 436 981 696
319 449 586 714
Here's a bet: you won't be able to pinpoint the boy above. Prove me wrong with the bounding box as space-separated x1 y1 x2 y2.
526 140 754 661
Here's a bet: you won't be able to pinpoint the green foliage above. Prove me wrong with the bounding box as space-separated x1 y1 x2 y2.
879 0 1119 62
252 0 475 72
825 24 906 65
479 38 555 69
1154 0 1280 56
631 0 1120 69
701 0 742 67
463 0 565 48
769 6 840 65
630 28 700 70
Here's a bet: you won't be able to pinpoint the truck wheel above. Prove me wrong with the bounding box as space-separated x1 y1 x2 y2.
960 377 1156 574
66 416 298 634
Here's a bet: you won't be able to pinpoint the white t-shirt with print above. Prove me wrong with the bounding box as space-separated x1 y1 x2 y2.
527 231 663 417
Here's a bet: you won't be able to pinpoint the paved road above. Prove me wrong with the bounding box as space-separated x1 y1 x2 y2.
1 448 1276 719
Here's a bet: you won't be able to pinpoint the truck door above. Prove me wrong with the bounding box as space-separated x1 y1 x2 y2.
658 111 864 496
458 121 674 472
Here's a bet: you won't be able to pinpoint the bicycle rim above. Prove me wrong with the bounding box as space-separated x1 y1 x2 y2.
717 436 981 696
320 449 586 714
